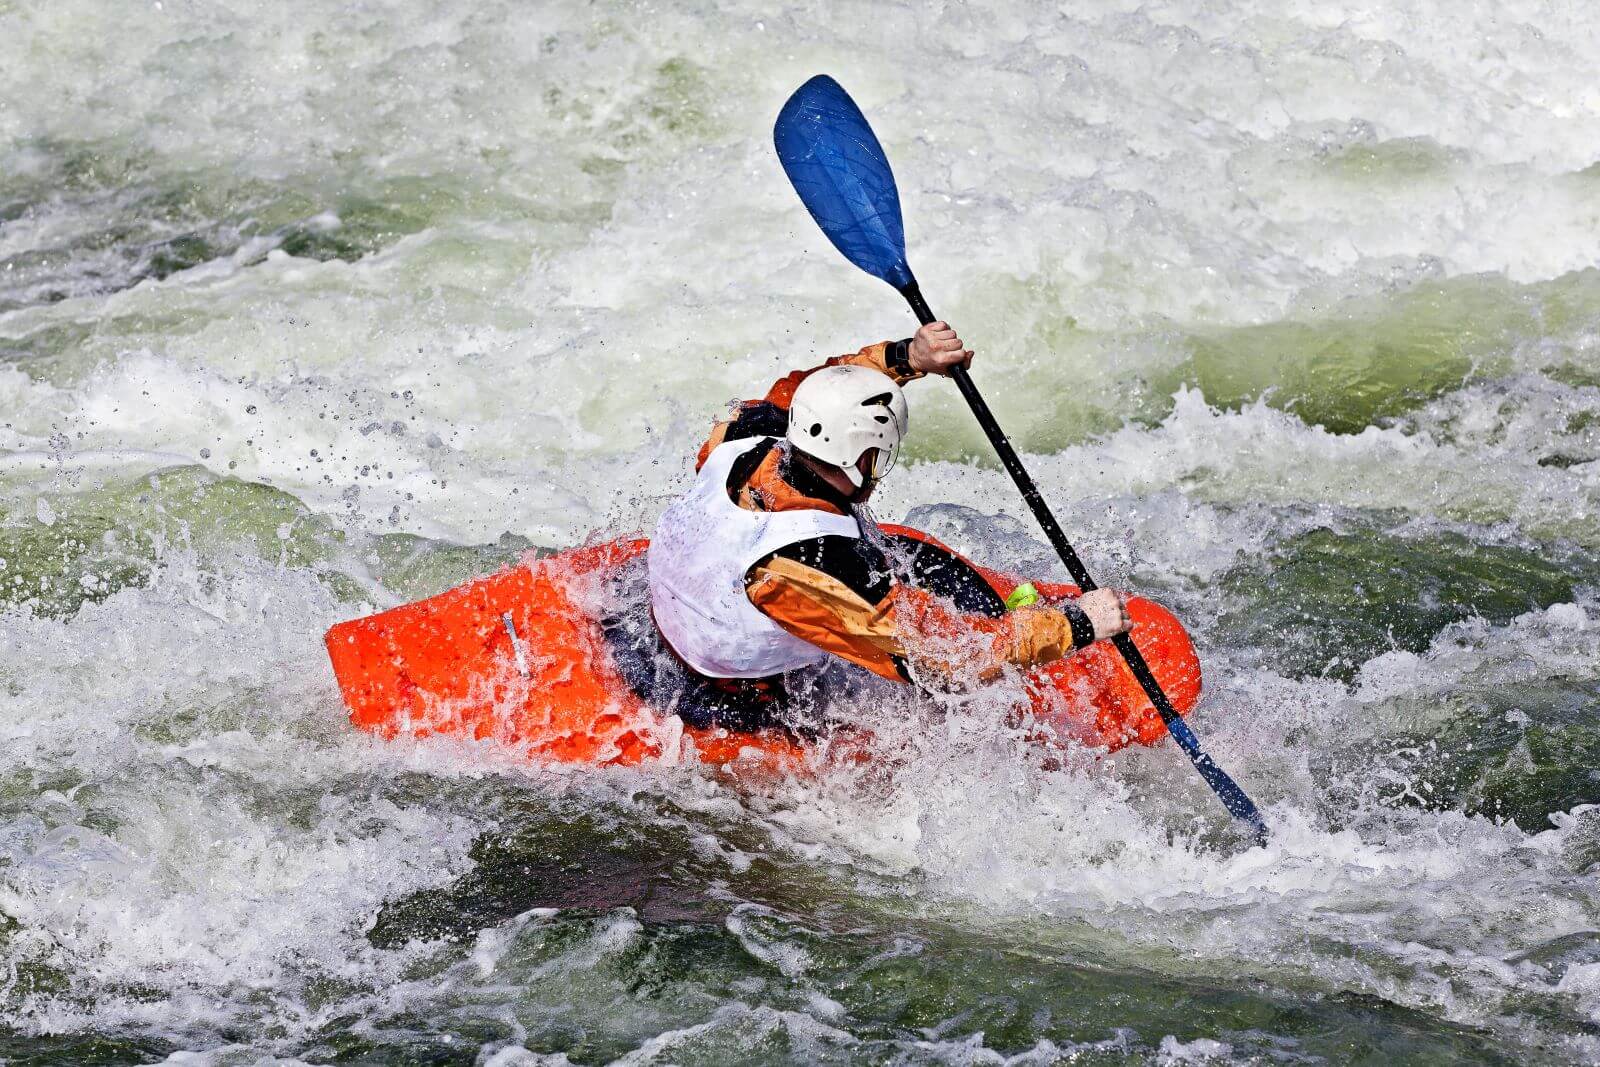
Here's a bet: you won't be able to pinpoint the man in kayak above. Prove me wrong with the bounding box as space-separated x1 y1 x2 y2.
619 322 1131 732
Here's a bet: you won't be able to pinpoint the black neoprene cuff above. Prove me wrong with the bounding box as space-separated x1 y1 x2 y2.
1059 599 1097 648
885 337 916 377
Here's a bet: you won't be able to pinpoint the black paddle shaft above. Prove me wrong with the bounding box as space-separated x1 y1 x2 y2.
897 281 1257 812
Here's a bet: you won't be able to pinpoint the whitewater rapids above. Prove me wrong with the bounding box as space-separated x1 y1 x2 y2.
3 1 1599 1062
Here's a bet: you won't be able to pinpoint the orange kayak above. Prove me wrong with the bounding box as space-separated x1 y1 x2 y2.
324 526 1201 772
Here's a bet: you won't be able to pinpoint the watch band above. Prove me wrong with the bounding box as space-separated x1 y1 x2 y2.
885 337 916 377
1059 599 1097 648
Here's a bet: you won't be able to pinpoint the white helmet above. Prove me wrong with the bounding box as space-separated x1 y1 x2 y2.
786 365 909 487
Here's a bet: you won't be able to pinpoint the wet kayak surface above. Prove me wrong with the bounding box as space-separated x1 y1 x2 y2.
4 1 1600 1063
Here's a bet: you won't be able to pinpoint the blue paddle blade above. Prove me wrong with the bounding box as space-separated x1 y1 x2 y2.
774 75 914 290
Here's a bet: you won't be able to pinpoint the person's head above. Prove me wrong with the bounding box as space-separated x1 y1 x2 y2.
785 365 908 503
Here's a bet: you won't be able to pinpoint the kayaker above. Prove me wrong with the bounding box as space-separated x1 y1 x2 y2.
622 321 1132 732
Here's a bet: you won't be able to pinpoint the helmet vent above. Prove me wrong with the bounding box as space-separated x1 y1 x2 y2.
861 392 895 408
809 422 823 436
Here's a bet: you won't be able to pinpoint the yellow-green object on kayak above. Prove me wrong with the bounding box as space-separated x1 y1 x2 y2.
1005 582 1039 610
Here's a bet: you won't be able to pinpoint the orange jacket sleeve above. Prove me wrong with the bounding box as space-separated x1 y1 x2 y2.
746 556 1087 687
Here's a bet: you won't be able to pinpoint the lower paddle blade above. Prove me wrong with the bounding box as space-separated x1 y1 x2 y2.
774 75 914 290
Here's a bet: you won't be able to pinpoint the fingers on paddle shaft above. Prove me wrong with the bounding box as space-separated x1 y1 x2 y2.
1078 588 1132 640
910 320 974 376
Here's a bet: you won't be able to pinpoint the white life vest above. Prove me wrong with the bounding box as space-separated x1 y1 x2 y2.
648 437 862 678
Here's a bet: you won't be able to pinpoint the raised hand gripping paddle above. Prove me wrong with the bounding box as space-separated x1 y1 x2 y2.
775 75 1268 844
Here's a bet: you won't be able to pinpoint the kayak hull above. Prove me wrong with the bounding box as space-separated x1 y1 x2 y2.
324 530 1200 769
